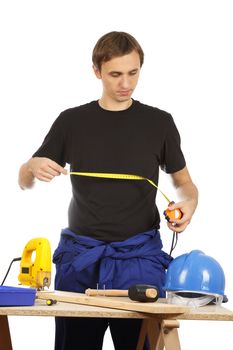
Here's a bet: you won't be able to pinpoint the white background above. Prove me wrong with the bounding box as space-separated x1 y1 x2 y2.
1 0 232 349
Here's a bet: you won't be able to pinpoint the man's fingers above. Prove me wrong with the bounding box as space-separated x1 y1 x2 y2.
48 160 67 175
169 215 186 225
167 218 190 232
37 175 53 182
36 169 55 181
61 168 68 175
29 157 67 182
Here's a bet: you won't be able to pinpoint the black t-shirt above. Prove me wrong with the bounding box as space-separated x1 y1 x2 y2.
33 100 186 241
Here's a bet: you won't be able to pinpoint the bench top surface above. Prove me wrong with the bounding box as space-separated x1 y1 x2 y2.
0 298 233 321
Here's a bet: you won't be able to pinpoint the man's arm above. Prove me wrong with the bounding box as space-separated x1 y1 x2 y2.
18 157 67 190
166 166 198 232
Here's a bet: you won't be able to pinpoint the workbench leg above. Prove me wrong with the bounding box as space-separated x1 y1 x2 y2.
136 319 181 350
136 319 148 350
136 319 164 350
0 316 13 350
161 320 181 350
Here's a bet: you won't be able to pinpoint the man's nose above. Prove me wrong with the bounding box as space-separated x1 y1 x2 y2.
120 75 130 89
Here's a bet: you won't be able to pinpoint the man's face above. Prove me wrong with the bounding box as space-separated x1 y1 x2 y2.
93 50 141 105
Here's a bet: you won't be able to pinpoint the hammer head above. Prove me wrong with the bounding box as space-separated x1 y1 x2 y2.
128 284 159 302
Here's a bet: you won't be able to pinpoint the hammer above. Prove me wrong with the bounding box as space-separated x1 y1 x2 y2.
85 284 159 302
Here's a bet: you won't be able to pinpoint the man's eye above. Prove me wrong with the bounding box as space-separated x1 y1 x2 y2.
110 73 121 77
129 71 138 76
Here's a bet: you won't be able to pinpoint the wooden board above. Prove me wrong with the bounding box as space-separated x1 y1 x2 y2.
0 299 155 318
37 290 189 315
178 304 233 321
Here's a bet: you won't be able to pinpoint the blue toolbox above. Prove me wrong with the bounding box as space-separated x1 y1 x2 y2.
0 286 36 306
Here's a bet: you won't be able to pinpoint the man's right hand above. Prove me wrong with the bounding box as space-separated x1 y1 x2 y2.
27 157 67 182
18 157 67 189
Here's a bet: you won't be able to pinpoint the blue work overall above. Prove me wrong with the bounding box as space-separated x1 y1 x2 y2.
53 228 172 350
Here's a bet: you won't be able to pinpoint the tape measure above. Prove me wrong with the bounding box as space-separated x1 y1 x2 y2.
69 171 182 222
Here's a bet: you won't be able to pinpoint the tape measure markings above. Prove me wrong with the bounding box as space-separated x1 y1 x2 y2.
69 171 171 203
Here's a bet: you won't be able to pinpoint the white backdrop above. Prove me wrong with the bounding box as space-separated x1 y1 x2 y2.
1 1 232 349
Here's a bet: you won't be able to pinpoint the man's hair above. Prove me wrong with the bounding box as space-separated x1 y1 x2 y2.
92 31 144 71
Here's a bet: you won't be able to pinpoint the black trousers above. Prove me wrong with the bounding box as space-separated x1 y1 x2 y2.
55 317 146 350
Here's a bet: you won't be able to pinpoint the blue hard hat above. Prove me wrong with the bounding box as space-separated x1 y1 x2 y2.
164 250 225 297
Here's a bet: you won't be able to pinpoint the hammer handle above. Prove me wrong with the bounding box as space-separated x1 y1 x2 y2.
85 289 128 297
85 288 158 299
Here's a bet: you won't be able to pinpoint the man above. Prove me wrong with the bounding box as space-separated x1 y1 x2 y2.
18 31 198 350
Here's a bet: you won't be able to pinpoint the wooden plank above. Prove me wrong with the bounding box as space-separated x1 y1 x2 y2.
37 290 189 315
0 299 150 318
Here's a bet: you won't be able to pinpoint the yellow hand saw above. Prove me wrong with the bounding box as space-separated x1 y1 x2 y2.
18 238 51 290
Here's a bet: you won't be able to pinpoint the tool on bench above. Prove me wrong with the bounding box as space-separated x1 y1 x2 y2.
38 284 159 308
37 289 189 314
0 238 51 306
18 237 52 290
85 284 159 302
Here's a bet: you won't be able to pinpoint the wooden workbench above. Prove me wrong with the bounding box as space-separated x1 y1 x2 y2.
0 298 233 350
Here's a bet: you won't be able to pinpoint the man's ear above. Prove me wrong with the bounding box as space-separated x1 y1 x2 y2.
93 65 101 79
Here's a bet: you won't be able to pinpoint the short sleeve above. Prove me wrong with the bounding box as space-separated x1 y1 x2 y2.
33 114 66 167
160 114 186 174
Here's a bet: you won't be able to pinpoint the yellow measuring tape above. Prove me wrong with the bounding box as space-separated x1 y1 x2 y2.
69 171 181 255
69 171 171 203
